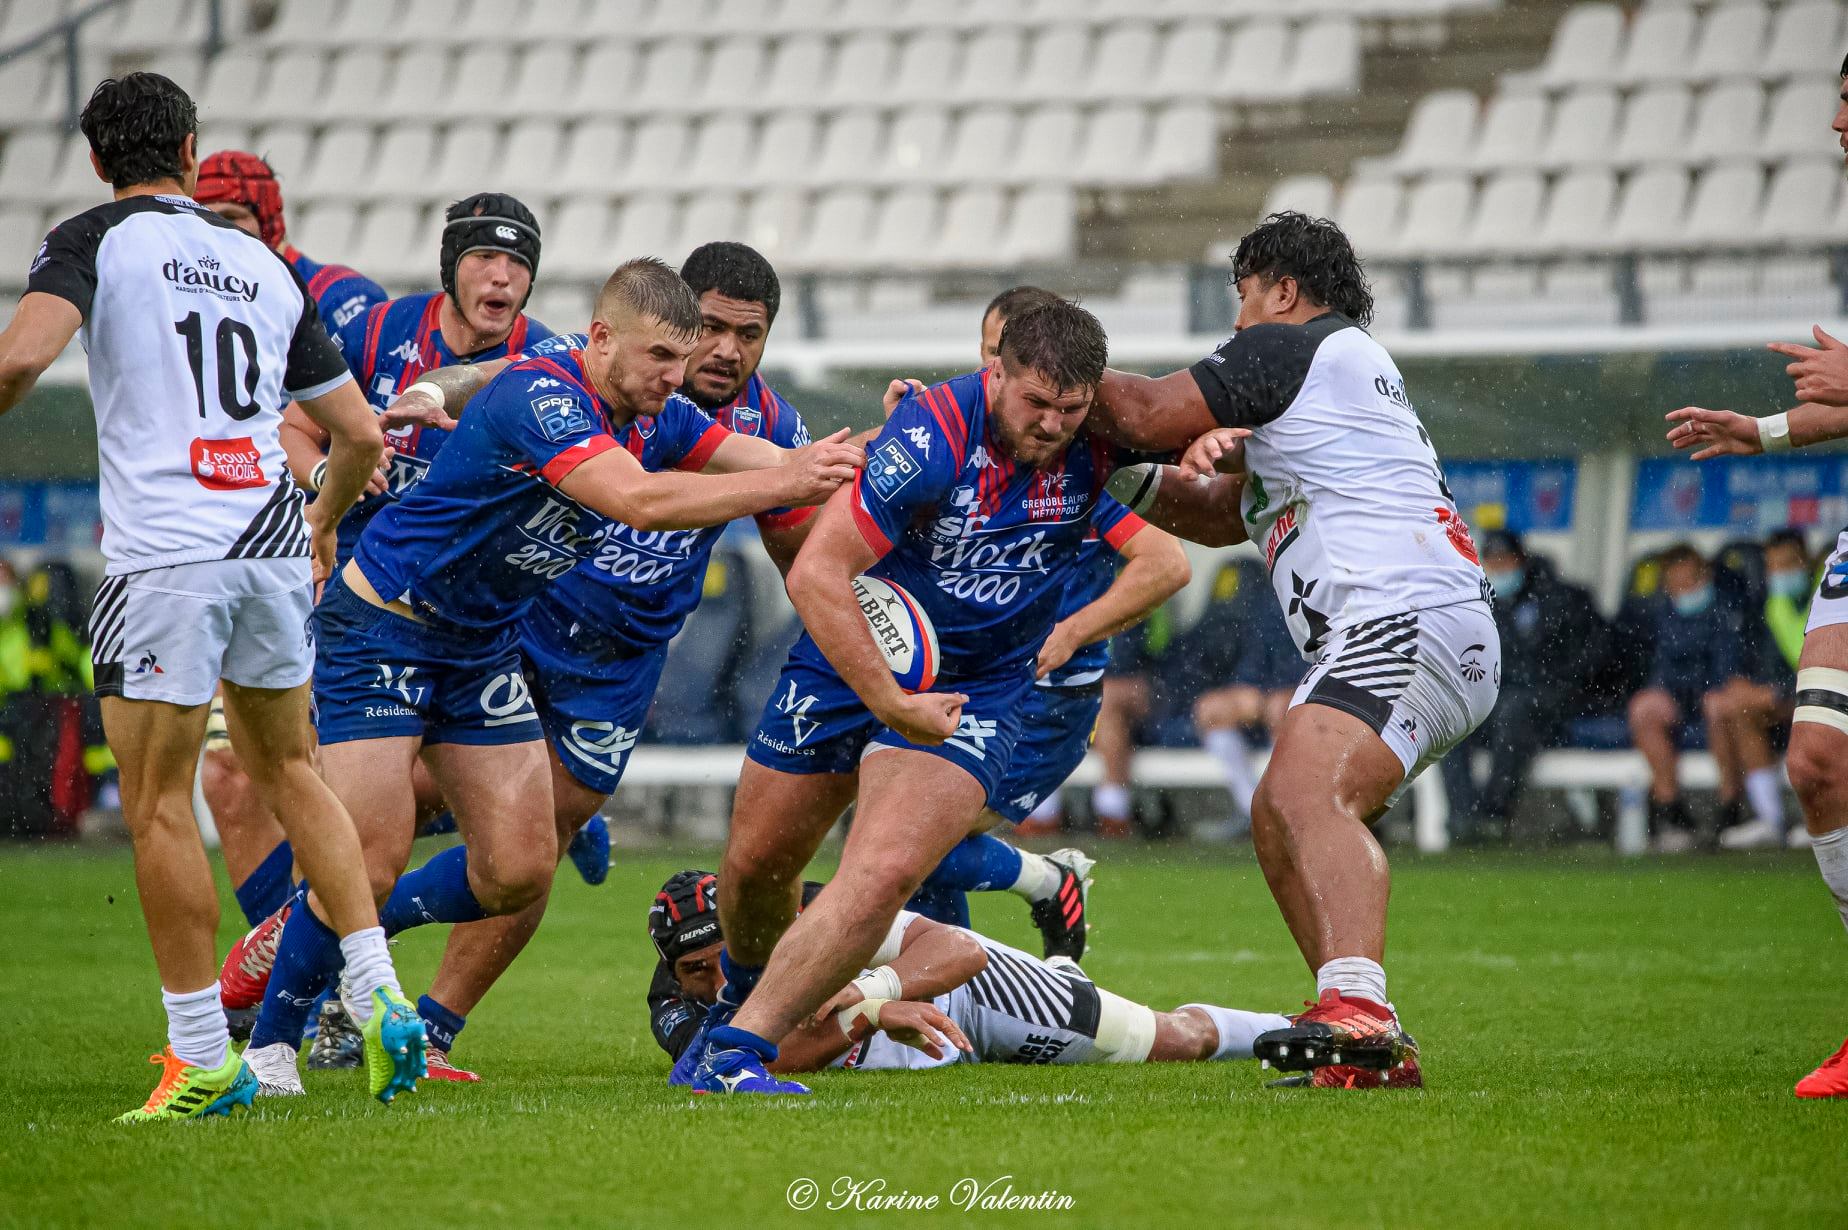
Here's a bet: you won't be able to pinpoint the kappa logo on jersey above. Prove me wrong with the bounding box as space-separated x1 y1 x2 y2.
190 437 266 490
561 720 640 775
161 254 259 302
904 425 933 458
527 377 564 393
1010 791 1040 813
868 438 922 500
776 681 821 746
946 715 998 761
532 395 593 442
971 444 994 469
388 339 421 364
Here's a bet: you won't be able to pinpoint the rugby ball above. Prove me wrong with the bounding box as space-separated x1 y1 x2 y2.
853 575 938 693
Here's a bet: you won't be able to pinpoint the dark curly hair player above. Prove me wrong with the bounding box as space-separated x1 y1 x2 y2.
1090 210 1500 1090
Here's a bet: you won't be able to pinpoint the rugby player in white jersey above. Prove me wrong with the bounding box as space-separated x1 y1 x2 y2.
0 73 423 1118
646 870 1290 1075
1095 213 1500 1088
1657 49 1848 1103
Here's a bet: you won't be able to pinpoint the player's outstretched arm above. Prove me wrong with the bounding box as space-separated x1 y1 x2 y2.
785 488 970 745
0 293 81 416
1087 367 1219 452
556 429 859 532
1037 524 1191 680
295 380 386 581
1107 459 1248 548
1769 326 1848 407
1666 403 1848 459
378 360 509 432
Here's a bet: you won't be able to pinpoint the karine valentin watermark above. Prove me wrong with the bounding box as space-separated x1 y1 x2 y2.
786 1175 1075 1213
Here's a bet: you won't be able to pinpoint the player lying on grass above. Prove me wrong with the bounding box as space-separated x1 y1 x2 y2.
647 870 1291 1073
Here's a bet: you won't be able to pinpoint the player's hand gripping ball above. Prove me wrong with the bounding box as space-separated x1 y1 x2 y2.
853 575 938 692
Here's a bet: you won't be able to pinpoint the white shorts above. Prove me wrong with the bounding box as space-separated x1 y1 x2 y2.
1292 600 1502 807
90 559 315 707
1804 529 1848 636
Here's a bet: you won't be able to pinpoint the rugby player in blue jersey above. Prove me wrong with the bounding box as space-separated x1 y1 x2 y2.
237 259 863 1095
684 300 1173 1094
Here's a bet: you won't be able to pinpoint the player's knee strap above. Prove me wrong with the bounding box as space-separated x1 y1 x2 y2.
1092 987 1157 1063
1794 667 1848 736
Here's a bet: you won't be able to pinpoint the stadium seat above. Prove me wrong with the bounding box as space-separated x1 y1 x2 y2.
1686 81 1765 166
954 28 1025 104
1258 173 1336 220
1763 2 1843 81
1334 175 1405 261
1087 24 1161 103
940 107 1019 186
773 0 839 34
535 199 611 281
249 49 326 123
1011 107 1084 185
887 30 960 105
507 44 580 120
1687 2 1768 84
327 0 406 50
547 118 626 198
293 201 363 266
826 33 896 106
106 0 207 52
792 188 875 270
1538 87 1618 172
297 125 375 201
1756 157 1840 244
933 185 1007 269
876 109 950 185
1386 90 1479 174
747 114 818 188
706 0 772 34
1217 19 1292 101
862 189 940 269
353 201 425 281
1145 103 1218 181
685 116 757 190
1286 18 1359 97
1458 170 1545 257
741 189 811 264
1074 105 1153 185
610 194 680 262
646 0 713 37
249 127 314 188
1762 77 1845 162
1609 85 1692 167
1680 161 1765 245
393 0 467 42
632 40 705 116
673 192 745 264
262 0 347 47
760 35 832 110
376 47 455 123
1607 165 1690 251
1531 167 1616 255
1141 20 1227 103
578 0 658 39
625 117 693 187
999 184 1076 264
0 53 60 131
0 132 65 205
1528 4 1624 89
0 206 39 270
424 119 507 198
1391 173 1475 260
808 111 883 187
1614 6 1697 86
1018 27 1093 104
1471 91 1549 171
454 0 544 42
368 126 439 202
322 49 392 121
699 38 768 113
496 119 567 199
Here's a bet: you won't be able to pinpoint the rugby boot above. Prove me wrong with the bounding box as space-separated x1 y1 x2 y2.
1030 849 1095 961
115 1048 257 1123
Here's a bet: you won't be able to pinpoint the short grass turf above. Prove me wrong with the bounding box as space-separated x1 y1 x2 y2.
2 841 1845 1229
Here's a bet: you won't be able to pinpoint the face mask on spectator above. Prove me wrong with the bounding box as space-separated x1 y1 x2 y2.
1485 565 1525 598
1768 570 1811 601
1672 583 1714 616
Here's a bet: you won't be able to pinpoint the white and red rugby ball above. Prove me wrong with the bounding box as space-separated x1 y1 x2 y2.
852 575 939 693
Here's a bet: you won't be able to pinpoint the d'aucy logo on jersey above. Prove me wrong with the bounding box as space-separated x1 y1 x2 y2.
162 255 259 302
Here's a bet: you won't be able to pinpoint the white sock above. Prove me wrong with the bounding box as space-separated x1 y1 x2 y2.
1203 727 1260 819
1813 825 1848 936
162 982 230 1070
1744 766 1786 830
1093 783 1131 823
337 927 401 1025
1315 956 1388 1007
1006 849 1062 902
1180 1003 1291 1060
1026 794 1061 826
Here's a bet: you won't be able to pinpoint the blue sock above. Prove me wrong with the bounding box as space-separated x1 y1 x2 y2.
708 1023 777 1061
928 833 1024 893
905 882 972 927
717 950 763 1011
418 994 467 1052
233 840 295 927
420 810 457 837
379 845 488 935
248 899 343 1050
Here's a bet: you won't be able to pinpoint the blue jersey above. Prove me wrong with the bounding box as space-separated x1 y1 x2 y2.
849 369 1134 679
521 343 809 655
281 243 385 355
1041 503 1145 688
353 344 721 631
332 292 550 562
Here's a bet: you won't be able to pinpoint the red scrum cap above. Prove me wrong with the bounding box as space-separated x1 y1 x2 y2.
195 150 286 249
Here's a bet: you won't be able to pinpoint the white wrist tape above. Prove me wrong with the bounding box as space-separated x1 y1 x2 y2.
852 965 904 1002
403 380 446 411
836 997 889 1035
1758 412 1793 452
308 458 328 493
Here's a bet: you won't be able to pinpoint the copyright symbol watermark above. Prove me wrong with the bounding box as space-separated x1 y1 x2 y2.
786 1177 820 1210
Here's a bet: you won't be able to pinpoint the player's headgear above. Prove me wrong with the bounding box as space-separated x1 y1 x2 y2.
649 870 720 964
440 192 542 305
194 151 286 249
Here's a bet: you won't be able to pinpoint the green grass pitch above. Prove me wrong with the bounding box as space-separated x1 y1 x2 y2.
2 840 1844 1227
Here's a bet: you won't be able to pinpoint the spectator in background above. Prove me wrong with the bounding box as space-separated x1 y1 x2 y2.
1626 544 1774 853
1719 529 1813 850
1442 531 1607 843
1187 559 1296 838
1088 603 1178 839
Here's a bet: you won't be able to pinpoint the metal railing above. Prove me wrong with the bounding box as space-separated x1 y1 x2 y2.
0 0 227 129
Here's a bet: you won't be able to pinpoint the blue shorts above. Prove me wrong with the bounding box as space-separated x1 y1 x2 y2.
313 574 541 747
989 682 1102 823
745 637 1033 802
519 599 669 797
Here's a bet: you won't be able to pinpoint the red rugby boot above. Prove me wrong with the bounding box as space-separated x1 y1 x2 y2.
219 905 289 1011
1794 1036 1848 1099
1254 989 1416 1077
424 1047 480 1083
